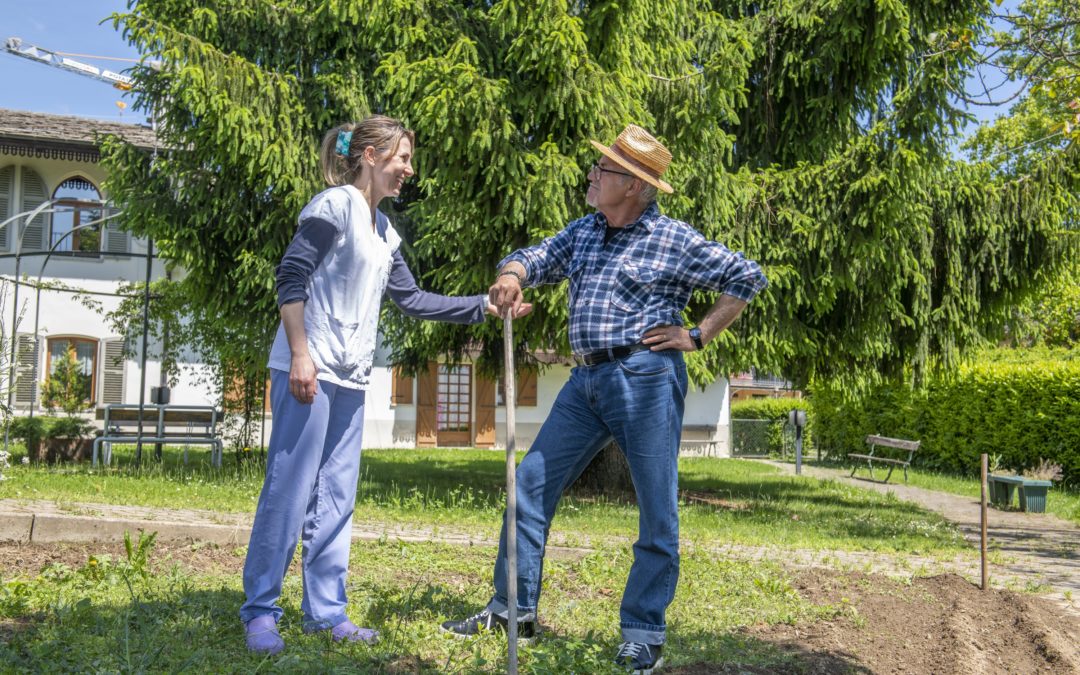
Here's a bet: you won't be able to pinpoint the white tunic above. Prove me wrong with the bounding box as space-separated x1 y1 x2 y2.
267 185 401 389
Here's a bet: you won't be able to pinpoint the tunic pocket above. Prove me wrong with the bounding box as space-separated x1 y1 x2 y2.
326 317 361 370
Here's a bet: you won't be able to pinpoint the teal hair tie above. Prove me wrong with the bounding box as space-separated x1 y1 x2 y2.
335 130 353 156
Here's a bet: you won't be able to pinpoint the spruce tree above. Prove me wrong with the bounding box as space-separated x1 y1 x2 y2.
100 0 1078 390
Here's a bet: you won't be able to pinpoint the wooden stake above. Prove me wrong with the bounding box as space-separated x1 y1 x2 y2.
502 312 518 674
981 453 988 591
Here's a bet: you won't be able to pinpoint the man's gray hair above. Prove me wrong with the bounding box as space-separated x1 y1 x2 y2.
637 182 658 205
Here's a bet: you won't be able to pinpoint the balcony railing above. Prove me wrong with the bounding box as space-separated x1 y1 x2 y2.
729 370 793 389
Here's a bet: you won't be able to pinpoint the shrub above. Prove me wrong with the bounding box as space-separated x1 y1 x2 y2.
811 352 1080 484
730 398 809 420
8 416 46 455
41 345 92 416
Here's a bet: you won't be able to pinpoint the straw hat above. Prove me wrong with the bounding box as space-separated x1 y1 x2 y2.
589 124 674 194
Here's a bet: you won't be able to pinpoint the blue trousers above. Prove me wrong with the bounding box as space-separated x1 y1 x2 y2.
487 348 688 645
240 368 367 630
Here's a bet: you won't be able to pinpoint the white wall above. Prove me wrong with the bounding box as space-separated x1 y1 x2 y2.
0 152 217 412
370 352 731 455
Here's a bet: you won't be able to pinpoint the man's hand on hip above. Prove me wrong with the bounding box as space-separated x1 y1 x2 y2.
643 325 697 352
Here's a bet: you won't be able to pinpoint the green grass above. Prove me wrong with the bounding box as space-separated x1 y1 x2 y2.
0 448 989 672
0 532 842 674
0 447 969 555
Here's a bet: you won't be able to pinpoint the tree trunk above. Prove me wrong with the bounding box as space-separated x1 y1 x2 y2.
569 440 634 494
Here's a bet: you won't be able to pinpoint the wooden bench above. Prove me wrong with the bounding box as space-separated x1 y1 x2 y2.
848 434 920 483
680 424 721 456
92 404 223 467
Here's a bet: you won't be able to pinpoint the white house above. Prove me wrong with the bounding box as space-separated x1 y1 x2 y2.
0 108 733 456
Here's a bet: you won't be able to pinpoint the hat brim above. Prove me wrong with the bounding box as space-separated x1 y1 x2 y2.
590 140 674 194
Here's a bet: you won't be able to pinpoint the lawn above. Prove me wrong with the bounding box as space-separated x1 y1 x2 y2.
0 447 970 555
0 448 1021 673
0 533 844 673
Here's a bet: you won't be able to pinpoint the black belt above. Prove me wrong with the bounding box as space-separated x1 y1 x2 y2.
573 343 651 366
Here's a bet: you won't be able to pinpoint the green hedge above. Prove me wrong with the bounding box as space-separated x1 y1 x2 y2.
730 398 810 420
812 351 1080 484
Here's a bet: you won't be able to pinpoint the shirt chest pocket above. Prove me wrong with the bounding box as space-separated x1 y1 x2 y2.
610 264 659 312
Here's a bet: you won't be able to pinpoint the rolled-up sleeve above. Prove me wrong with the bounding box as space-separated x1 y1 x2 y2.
275 216 337 307
680 231 768 302
386 250 487 324
498 222 577 287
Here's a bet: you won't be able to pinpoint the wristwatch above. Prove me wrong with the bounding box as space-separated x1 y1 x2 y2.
688 326 704 350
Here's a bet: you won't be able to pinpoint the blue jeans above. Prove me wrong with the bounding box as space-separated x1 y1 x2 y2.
240 368 367 630
487 348 688 645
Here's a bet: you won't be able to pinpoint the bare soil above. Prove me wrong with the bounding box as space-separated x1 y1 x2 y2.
2 543 1078 674
674 569 1080 674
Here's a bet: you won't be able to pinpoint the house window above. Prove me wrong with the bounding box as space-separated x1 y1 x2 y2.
45 337 97 405
51 177 103 254
0 165 50 251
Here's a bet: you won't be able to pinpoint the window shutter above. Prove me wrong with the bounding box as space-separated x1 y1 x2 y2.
474 375 496 447
14 333 39 406
19 168 49 252
0 166 13 249
390 366 414 405
100 338 126 405
415 362 437 447
103 220 130 254
517 369 537 406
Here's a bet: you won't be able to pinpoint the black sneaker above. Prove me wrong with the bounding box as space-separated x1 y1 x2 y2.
440 609 536 641
614 641 664 674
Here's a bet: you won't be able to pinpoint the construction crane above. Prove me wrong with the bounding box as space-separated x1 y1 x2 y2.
4 36 135 90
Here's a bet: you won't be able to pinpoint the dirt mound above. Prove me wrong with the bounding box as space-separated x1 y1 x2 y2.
676 569 1080 674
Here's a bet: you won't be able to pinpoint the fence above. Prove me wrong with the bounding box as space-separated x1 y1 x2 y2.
730 418 800 457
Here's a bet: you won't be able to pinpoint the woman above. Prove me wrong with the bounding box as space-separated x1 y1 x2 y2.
240 115 527 654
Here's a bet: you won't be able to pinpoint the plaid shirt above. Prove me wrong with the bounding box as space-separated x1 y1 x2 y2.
500 202 768 355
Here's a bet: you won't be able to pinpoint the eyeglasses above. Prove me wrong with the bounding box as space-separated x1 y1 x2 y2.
590 162 634 179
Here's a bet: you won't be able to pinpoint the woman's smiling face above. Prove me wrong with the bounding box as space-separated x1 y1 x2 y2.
371 135 414 201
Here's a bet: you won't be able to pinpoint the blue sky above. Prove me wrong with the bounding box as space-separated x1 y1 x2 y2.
1 0 1016 137
1 1 147 124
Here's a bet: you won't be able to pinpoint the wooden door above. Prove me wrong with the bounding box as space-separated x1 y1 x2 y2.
474 375 495 447
415 363 437 447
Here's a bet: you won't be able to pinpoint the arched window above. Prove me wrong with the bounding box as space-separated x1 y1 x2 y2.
51 176 103 254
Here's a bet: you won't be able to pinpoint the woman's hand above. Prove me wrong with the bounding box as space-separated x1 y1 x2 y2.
289 353 319 404
487 301 533 319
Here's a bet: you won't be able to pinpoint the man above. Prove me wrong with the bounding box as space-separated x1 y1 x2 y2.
441 125 767 674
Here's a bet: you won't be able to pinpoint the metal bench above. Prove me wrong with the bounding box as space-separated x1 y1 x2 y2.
680 424 721 456
92 404 223 467
848 434 920 483
988 474 1053 513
